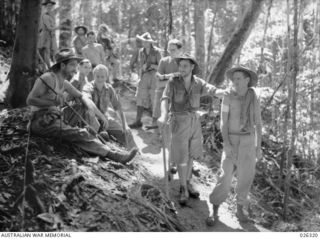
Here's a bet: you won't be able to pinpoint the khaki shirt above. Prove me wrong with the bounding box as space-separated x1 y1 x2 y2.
82 82 121 114
82 43 105 66
162 75 216 113
139 46 161 73
156 56 179 89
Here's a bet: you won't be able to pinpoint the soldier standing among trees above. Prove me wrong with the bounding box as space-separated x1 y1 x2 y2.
157 53 225 205
146 39 183 130
82 31 106 81
38 0 59 68
129 32 162 129
72 25 88 57
206 66 262 226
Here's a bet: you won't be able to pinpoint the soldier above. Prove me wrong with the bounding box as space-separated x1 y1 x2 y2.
82 31 106 81
96 24 120 81
146 39 183 129
157 53 225 205
206 66 262 226
38 0 58 68
27 49 138 164
63 59 92 127
82 64 136 149
129 32 162 129
72 25 88 57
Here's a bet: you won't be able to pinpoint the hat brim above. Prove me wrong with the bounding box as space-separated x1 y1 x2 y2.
226 67 258 87
42 1 56 5
175 57 200 75
136 34 157 43
74 26 88 34
50 56 83 70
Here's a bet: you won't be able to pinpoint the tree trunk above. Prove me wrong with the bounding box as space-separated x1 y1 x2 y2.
164 0 173 56
0 0 21 46
194 0 206 78
5 0 41 108
81 0 92 27
259 0 273 74
283 0 299 220
208 0 265 85
59 0 72 49
205 3 218 79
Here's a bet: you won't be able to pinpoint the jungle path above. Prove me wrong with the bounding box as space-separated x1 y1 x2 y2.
119 87 269 232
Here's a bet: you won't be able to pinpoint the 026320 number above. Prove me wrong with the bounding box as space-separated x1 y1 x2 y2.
300 233 318 238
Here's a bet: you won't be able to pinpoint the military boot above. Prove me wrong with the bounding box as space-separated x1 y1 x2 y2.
236 204 253 223
206 204 220 226
106 148 138 164
187 181 200 199
178 185 189 206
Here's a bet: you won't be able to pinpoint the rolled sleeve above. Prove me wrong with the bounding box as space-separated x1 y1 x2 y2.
254 95 262 127
157 59 166 75
200 79 217 96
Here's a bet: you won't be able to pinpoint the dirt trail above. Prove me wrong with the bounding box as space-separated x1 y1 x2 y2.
120 90 269 232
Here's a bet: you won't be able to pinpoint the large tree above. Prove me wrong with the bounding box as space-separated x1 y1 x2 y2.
59 0 72 49
194 0 206 78
208 0 265 85
5 0 41 108
0 0 20 46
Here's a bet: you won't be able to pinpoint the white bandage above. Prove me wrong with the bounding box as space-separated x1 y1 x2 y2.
222 104 229 113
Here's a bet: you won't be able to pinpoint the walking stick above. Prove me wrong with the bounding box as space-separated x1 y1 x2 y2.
161 127 169 198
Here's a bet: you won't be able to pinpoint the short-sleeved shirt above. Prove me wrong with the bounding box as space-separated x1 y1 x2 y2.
82 82 121 114
72 36 87 56
156 56 179 89
82 43 105 66
139 46 161 73
162 75 216 113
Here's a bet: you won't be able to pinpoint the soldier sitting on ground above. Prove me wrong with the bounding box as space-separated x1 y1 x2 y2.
27 48 138 164
82 64 137 149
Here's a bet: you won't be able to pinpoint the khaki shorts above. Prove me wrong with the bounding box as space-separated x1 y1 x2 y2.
136 70 157 109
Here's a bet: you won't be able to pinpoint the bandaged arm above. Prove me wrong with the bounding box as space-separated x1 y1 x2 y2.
254 95 262 149
220 95 231 147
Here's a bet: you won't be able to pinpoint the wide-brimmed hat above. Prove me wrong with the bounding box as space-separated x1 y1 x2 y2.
42 0 56 5
226 66 258 87
136 32 157 43
175 53 200 75
51 48 82 70
74 25 88 34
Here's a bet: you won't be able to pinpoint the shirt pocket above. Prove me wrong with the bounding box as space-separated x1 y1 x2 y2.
174 90 185 103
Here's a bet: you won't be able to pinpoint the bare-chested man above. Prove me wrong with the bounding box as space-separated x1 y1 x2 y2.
27 48 137 164
206 66 262 226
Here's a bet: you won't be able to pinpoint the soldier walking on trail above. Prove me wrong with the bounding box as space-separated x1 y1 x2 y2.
129 32 162 129
38 0 59 68
157 53 225 205
146 39 183 129
206 66 262 226
27 48 138 164
72 25 88 57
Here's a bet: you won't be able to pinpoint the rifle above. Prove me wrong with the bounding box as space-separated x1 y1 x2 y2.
39 77 108 144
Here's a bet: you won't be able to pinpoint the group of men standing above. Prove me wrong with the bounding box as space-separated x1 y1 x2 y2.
127 31 262 225
38 0 119 81
33 0 262 227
